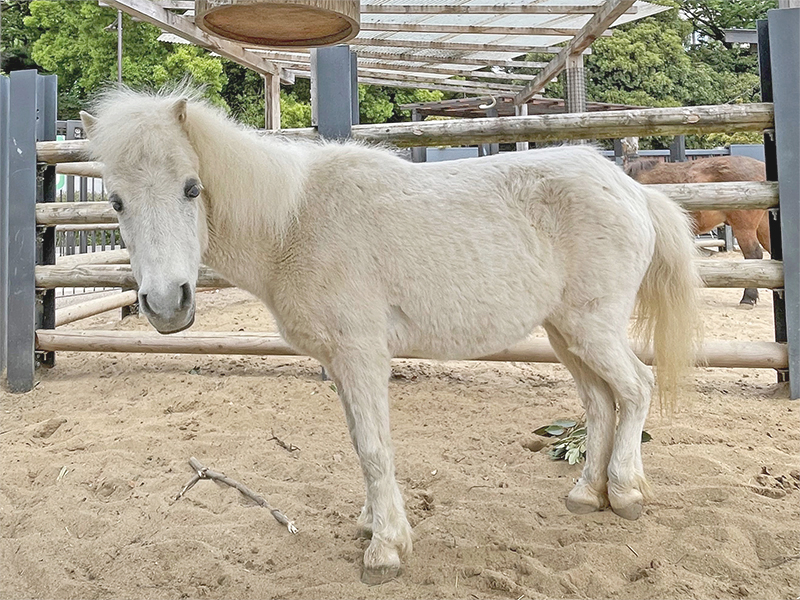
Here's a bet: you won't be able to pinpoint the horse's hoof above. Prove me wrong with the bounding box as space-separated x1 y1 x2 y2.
609 486 644 520
361 563 402 586
611 501 643 520
737 302 755 310
362 543 402 585
566 483 607 514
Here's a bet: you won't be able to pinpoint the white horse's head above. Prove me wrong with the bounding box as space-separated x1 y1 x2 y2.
81 92 208 334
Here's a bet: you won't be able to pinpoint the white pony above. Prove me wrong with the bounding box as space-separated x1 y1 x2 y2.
80 89 699 584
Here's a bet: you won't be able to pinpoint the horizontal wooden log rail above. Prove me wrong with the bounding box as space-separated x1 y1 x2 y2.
35 264 231 289
33 259 785 291
55 291 138 327
36 103 775 162
34 330 788 370
34 181 780 227
55 249 130 268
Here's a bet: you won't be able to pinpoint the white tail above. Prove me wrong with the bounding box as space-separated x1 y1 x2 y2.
635 189 702 412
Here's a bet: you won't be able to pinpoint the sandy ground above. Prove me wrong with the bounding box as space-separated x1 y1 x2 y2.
1 251 798 600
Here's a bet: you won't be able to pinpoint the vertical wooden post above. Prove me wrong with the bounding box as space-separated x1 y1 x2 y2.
264 73 281 130
564 53 586 114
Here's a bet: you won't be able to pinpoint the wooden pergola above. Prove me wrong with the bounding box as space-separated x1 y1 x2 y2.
100 0 669 126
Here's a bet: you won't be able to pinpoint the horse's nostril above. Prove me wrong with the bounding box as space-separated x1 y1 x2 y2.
180 283 192 310
139 292 150 314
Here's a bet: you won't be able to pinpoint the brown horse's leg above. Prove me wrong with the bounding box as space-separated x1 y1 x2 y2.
731 213 764 307
757 211 772 255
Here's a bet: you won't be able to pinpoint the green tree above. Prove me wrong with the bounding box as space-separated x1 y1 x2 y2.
22 0 226 118
1 1 39 72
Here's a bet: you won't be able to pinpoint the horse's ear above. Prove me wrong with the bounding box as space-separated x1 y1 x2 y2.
79 111 99 138
172 98 188 125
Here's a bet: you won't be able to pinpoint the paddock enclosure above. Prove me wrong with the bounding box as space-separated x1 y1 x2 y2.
2 4 800 600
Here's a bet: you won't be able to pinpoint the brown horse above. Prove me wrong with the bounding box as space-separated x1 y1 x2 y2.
626 155 771 307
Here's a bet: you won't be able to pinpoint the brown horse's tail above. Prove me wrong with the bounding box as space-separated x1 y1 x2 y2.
634 188 702 413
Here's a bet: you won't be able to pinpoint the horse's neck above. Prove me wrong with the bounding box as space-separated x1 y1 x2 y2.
184 106 306 271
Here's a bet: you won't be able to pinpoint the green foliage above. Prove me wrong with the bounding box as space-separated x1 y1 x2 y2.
19 0 226 118
534 418 650 464
1 1 39 72
358 84 444 124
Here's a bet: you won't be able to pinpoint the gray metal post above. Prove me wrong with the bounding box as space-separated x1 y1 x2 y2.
0 76 9 376
311 45 355 140
486 105 500 156
669 135 686 162
36 75 57 368
410 110 426 163
768 8 800 398
350 49 360 126
6 71 38 392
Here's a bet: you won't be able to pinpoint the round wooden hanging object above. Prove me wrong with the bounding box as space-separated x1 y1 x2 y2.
195 0 360 47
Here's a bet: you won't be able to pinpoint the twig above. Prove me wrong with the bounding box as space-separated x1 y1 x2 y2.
626 544 639 557
269 430 299 453
177 457 298 534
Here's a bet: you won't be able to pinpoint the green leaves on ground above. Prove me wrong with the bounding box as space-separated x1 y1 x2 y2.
534 418 651 465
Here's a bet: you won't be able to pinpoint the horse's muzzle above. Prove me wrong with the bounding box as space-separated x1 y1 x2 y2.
138 282 196 334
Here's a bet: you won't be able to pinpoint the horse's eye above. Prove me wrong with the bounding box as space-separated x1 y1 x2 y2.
184 181 201 199
109 194 123 213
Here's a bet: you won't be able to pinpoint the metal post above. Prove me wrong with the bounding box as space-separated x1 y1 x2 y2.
410 110 426 163
759 19 788 383
613 138 624 166
36 75 57 368
350 49 360 126
6 71 38 392
311 45 355 140
767 8 800 398
515 103 529 152
0 75 9 376
669 135 686 162
486 105 500 156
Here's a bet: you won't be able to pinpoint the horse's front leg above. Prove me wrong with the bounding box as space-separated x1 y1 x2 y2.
329 348 412 585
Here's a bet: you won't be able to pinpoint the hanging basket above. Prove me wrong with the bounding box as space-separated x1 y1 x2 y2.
195 0 360 47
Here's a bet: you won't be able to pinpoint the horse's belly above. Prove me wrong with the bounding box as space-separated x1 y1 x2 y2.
388 262 561 360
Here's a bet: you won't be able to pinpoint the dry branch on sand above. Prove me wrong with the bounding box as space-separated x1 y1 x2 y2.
176 456 298 534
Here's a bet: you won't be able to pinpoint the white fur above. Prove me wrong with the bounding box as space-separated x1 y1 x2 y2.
82 90 700 582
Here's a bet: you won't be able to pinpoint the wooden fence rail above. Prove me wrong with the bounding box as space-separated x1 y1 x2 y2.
35 103 775 162
33 260 784 290
34 330 788 370
33 181 781 227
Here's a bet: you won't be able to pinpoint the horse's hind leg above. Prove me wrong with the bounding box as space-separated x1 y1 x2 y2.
328 346 412 585
544 323 615 514
550 313 654 520
731 216 764 307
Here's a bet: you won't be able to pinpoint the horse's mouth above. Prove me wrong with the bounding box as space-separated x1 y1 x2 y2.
153 313 195 335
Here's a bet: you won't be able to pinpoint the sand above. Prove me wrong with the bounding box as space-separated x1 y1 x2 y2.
1 251 798 600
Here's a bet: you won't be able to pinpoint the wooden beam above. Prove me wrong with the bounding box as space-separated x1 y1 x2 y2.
360 22 610 37
56 161 103 178
351 37 582 54
55 290 138 327
361 3 638 15
353 77 517 96
264 73 281 130
515 0 637 104
101 0 282 77
32 259 785 291
348 103 775 147
268 57 542 82
250 48 550 69
36 103 776 161
34 329 789 370
35 182 780 229
354 50 550 69
56 249 130 268
35 264 230 289
289 65 523 91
